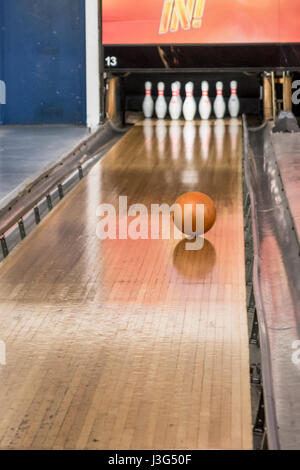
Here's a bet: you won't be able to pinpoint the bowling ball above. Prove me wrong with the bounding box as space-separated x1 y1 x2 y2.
172 192 216 236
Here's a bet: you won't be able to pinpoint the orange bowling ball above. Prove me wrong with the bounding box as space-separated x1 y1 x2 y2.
173 192 216 236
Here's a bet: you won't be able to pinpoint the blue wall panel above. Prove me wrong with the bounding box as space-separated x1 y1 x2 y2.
0 0 86 124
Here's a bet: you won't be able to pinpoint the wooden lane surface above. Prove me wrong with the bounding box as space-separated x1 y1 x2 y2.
0 119 252 450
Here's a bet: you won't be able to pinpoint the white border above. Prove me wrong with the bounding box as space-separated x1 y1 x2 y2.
85 0 100 129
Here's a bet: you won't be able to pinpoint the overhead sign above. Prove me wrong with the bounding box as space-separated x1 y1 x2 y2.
102 0 300 45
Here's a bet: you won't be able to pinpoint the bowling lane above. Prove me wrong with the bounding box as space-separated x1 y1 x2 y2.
0 119 252 450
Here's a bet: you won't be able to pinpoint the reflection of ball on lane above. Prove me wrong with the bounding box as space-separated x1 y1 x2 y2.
173 238 216 279
172 192 216 237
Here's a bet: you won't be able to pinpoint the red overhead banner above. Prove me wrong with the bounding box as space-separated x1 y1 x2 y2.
102 0 300 45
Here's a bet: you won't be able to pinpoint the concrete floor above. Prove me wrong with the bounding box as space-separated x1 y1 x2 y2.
0 126 89 206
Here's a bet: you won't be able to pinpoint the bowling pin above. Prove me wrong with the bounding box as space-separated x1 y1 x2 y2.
228 80 240 118
169 82 182 120
183 82 196 121
142 81 154 118
176 81 183 109
155 82 167 119
199 81 212 120
213 81 226 119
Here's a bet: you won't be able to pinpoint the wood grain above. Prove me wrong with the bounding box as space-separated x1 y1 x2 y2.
0 119 252 450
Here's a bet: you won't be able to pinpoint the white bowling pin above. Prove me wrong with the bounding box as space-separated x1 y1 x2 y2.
183 82 196 121
176 81 183 109
155 82 167 119
142 81 154 118
213 81 226 119
199 81 212 120
228 80 240 118
169 82 182 120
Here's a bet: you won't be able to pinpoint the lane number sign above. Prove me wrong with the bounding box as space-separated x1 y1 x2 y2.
105 56 118 67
